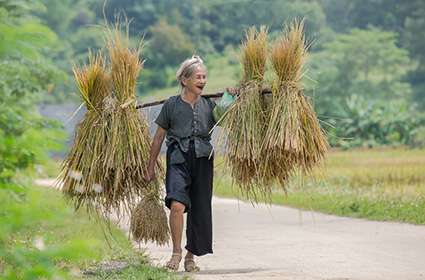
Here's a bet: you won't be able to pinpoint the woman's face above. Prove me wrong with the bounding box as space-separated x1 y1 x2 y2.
183 66 207 96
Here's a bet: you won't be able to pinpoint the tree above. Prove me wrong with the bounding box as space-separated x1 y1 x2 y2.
308 28 411 116
140 19 194 89
319 0 425 107
146 19 194 67
403 1 425 106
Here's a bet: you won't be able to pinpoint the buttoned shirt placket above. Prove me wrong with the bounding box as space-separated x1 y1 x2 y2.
192 102 199 157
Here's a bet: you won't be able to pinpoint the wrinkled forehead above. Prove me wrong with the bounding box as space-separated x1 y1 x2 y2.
190 65 207 77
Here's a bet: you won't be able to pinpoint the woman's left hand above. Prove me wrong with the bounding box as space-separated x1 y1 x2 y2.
225 87 239 96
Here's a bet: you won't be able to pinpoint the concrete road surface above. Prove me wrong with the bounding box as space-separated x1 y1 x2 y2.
142 197 425 280
35 179 425 280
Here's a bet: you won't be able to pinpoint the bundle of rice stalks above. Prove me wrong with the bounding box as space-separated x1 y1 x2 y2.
264 19 328 175
59 52 112 212
102 22 163 218
130 188 170 246
60 21 163 221
241 26 268 82
220 26 269 199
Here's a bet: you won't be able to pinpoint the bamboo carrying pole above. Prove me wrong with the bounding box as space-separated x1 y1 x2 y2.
135 89 272 109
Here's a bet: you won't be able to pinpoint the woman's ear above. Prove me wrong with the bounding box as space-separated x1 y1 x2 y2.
181 78 187 87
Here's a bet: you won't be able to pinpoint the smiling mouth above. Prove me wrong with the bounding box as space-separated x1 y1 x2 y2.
196 85 205 90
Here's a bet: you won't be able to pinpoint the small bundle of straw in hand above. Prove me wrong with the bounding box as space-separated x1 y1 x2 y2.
130 187 169 246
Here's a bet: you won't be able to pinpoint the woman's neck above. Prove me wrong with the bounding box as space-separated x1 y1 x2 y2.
181 89 200 106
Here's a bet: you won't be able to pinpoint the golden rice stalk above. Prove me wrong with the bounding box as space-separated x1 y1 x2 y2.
271 19 307 83
102 21 163 218
61 21 163 220
130 190 170 246
264 19 328 175
59 52 113 213
106 21 143 103
241 26 268 82
72 52 110 111
220 26 270 200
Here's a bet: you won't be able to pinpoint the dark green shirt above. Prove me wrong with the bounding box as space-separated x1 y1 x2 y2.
155 95 216 163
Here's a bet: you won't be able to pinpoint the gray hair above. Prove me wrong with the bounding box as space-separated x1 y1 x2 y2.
176 55 206 87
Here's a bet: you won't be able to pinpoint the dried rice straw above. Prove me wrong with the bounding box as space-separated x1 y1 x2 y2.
60 21 165 228
102 21 164 219
264 19 328 176
59 52 114 214
220 26 270 200
130 187 169 246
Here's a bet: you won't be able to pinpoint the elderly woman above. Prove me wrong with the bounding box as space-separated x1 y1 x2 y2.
145 55 229 272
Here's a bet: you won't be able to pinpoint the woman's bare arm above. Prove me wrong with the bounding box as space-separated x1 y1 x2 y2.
145 126 167 181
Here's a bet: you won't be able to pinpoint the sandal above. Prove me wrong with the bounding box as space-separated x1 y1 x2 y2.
165 253 182 271
184 256 200 272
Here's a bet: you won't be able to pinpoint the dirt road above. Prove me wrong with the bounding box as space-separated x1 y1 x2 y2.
35 179 425 280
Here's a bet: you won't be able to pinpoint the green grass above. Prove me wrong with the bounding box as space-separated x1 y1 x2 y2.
0 184 182 280
34 157 62 179
213 148 425 224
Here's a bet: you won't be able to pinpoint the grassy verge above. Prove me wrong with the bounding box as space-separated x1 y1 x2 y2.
213 148 425 224
0 184 181 280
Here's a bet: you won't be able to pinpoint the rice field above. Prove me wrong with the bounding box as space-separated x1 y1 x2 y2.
214 148 425 224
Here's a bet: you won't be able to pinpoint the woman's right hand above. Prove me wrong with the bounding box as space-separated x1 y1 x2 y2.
144 165 156 182
144 126 166 183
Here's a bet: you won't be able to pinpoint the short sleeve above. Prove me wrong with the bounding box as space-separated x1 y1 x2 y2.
155 100 170 130
207 97 216 110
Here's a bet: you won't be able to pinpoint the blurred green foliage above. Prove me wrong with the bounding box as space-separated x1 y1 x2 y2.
308 28 411 113
0 5 172 278
0 184 177 279
325 96 425 148
3 0 425 151
28 0 425 148
0 2 65 185
305 27 424 148
320 0 425 106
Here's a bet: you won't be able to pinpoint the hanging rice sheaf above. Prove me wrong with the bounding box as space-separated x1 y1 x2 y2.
218 20 328 202
60 22 166 230
130 187 170 246
102 22 168 244
99 23 162 219
264 19 328 175
220 26 269 200
59 52 112 215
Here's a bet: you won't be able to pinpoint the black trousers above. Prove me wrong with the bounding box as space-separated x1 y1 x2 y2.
164 142 214 256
